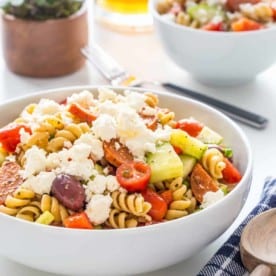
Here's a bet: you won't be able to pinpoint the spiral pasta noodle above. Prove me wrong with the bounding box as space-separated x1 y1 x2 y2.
0 188 36 216
165 177 193 220
201 148 226 179
111 191 151 217
47 122 90 152
107 209 138 229
40 194 69 224
157 109 175 125
144 92 159 108
240 3 273 22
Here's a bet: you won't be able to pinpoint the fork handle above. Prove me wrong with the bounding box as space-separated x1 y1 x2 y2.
162 82 268 129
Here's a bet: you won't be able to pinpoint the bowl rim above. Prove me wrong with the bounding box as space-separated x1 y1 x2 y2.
149 0 276 37
0 85 253 234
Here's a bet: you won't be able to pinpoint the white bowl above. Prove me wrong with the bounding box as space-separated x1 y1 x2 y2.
0 86 252 275
149 0 276 86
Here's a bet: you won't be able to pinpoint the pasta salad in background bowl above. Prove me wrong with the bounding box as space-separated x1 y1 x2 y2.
0 86 252 275
149 0 276 86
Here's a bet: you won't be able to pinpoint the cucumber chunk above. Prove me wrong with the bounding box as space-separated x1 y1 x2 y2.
170 129 207 159
196 126 223 144
147 142 184 183
179 154 197 179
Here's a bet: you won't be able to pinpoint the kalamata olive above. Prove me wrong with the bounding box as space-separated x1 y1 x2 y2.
51 174 85 211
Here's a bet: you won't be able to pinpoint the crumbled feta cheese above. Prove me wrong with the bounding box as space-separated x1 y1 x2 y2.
124 90 146 111
67 90 94 108
106 175 120 192
141 106 157 116
22 171 56 195
22 146 47 178
86 175 107 200
98 87 118 102
154 125 172 141
74 133 104 160
46 152 60 170
56 159 95 181
201 189 224 209
19 128 31 144
92 114 117 142
85 194 112 225
211 15 224 24
33 99 62 116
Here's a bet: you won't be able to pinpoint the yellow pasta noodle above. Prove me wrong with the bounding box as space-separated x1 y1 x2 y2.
107 209 138 229
47 123 90 152
240 3 273 22
0 188 36 217
165 177 193 220
40 194 69 224
111 191 151 217
144 92 159 108
201 148 226 179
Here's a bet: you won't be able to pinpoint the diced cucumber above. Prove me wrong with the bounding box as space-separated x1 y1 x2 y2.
196 126 223 144
35 211 54 225
170 129 207 159
187 3 224 24
147 142 184 183
179 154 196 179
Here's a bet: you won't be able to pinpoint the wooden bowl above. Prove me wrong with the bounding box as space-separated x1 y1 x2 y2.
1 2 88 78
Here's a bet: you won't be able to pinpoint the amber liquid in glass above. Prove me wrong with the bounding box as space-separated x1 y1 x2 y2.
97 0 148 14
95 0 152 32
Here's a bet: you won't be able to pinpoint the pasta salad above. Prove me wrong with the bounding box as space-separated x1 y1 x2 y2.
0 88 242 229
156 0 276 31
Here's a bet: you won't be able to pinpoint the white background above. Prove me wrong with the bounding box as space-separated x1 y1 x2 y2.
0 2 275 275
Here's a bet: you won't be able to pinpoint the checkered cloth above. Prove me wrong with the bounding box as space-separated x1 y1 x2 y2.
198 177 276 276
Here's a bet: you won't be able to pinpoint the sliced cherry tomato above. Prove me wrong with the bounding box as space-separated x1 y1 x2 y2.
222 158 242 184
103 139 133 168
142 189 167 221
160 190 173 206
175 118 203 137
0 124 32 152
116 161 151 192
64 212 93 229
202 22 224 31
227 0 260 11
231 18 263 32
190 163 219 203
68 103 97 124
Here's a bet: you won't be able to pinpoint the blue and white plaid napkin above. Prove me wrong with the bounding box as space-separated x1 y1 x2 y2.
198 177 276 276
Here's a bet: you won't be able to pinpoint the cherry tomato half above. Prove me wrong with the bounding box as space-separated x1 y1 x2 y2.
142 189 168 221
116 161 151 192
0 124 32 152
175 118 203 137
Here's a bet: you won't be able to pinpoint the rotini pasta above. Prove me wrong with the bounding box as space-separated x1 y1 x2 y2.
107 209 138 229
165 177 193 220
47 123 90 152
201 148 226 179
40 194 69 224
0 188 36 217
111 190 152 217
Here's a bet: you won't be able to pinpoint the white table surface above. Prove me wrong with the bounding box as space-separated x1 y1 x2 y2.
0 4 276 276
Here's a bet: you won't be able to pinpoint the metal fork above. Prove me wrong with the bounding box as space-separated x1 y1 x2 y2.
81 45 268 129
